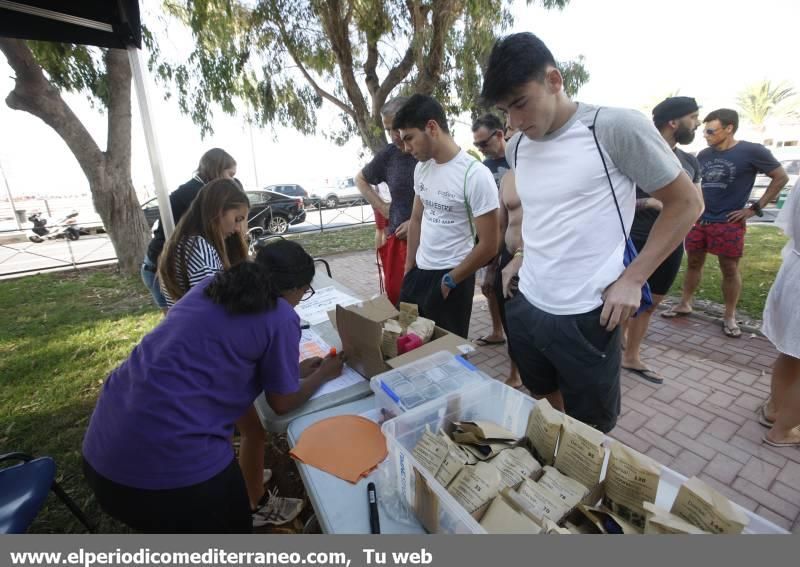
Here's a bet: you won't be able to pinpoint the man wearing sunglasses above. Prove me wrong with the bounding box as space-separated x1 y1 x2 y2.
667 108 788 338
473 114 510 188
471 114 522 388
471 114 509 346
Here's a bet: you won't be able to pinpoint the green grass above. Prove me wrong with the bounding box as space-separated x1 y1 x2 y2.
287 225 375 257
0 270 158 533
667 224 788 318
0 225 375 533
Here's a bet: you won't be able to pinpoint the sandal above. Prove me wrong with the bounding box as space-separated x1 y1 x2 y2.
763 428 800 448
661 308 691 319
623 366 664 385
757 402 775 428
474 335 506 346
722 321 742 338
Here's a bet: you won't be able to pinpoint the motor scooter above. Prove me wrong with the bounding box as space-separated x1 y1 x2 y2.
27 211 81 243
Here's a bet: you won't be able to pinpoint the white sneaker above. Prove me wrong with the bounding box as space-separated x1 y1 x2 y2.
252 488 304 528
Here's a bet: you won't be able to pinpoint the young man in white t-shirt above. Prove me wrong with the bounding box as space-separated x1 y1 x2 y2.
392 94 500 338
481 33 703 432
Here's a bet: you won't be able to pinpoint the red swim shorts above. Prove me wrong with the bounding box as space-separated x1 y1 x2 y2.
685 221 746 258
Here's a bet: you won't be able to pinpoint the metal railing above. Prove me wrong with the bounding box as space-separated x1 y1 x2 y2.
0 197 377 278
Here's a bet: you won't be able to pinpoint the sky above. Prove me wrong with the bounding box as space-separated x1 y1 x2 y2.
1 0 799 199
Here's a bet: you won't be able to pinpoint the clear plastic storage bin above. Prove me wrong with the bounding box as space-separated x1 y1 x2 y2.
379 380 788 534
370 351 490 419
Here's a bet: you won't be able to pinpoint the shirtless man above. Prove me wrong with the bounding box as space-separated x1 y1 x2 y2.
485 169 524 387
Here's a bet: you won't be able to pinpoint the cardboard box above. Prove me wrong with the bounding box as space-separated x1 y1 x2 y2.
333 296 475 378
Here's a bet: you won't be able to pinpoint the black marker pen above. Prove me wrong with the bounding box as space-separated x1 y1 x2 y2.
367 482 381 534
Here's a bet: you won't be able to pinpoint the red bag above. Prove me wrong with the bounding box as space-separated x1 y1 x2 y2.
377 234 407 306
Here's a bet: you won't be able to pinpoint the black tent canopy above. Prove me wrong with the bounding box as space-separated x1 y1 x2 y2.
0 1 140 49
0 0 176 236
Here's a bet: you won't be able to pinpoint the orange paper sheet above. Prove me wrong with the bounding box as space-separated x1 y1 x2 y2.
290 415 387 484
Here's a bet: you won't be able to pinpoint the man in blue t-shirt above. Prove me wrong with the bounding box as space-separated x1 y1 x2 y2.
471 113 510 349
666 108 788 338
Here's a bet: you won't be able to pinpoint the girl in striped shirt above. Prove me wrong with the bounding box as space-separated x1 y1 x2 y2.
159 178 249 307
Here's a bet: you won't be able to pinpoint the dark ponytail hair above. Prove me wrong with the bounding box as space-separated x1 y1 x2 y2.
205 240 315 314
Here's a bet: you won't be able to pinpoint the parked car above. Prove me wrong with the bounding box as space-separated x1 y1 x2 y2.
141 196 160 228
308 177 366 209
751 159 800 203
264 183 314 207
141 190 306 235
245 190 306 234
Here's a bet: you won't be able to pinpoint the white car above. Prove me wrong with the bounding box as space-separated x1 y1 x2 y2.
751 159 799 202
308 177 365 209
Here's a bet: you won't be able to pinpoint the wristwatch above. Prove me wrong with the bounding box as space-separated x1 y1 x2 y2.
442 273 457 289
749 202 764 217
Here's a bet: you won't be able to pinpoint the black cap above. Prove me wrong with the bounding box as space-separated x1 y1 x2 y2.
652 96 699 127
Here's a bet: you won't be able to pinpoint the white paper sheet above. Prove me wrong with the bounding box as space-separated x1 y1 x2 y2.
309 365 366 401
299 328 366 401
295 286 361 326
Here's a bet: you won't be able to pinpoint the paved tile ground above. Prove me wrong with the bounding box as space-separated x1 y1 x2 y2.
326 250 800 533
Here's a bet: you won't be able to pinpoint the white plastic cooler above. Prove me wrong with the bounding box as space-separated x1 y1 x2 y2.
379 379 789 534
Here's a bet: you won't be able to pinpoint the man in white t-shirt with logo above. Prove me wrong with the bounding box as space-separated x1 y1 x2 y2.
393 94 500 338
481 33 703 432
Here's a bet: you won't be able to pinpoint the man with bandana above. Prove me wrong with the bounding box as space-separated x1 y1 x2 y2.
624 97 702 384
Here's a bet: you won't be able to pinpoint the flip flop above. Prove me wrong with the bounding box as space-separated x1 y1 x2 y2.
474 336 506 346
757 403 775 428
763 430 800 448
623 366 664 385
723 322 742 338
661 308 691 319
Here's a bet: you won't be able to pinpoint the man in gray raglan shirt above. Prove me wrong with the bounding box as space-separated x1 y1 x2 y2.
481 33 703 432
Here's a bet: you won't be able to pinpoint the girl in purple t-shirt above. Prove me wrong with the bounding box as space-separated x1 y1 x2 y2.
83 241 344 533
160 178 273 521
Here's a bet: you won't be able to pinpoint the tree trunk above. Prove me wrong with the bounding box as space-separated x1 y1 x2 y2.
100 49 150 275
360 111 389 155
0 39 148 275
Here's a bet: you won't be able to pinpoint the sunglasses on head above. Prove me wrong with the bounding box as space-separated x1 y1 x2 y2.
474 130 500 149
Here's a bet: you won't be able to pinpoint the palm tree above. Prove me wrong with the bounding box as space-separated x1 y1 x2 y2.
639 89 681 116
736 80 798 132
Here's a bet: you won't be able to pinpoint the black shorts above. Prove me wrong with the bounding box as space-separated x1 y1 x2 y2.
493 248 516 357
631 235 684 296
83 457 252 533
400 267 475 338
505 296 621 433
